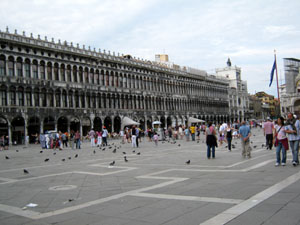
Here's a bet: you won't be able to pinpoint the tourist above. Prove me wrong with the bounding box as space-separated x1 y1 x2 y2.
178 125 184 140
184 126 190 141
285 113 299 166
190 124 196 141
153 132 159 146
131 126 137 148
102 126 108 146
205 121 217 159
239 121 251 158
136 127 140 147
0 135 4 151
75 130 81 149
263 117 274 150
89 128 95 147
225 122 233 151
61 132 68 148
196 125 201 140
96 131 102 147
274 117 288 166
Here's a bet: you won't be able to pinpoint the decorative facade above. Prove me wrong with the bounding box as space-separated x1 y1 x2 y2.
280 58 300 116
0 28 229 145
215 58 250 122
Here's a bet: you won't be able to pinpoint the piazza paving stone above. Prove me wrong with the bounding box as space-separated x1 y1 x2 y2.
0 127 300 224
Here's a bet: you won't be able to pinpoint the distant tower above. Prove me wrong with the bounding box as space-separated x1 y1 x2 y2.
227 58 232 67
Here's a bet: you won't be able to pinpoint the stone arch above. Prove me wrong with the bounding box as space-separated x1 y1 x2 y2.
0 116 8 137
82 117 91 136
43 116 55 132
114 116 121 133
70 117 80 133
57 116 68 133
28 116 40 143
11 116 25 144
104 116 112 133
94 117 102 131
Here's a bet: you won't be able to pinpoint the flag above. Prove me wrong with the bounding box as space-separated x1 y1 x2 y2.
269 60 276 87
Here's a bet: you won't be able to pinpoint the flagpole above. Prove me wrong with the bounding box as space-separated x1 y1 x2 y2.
274 49 281 113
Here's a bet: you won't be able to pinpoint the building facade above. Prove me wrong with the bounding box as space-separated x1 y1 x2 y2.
216 58 250 122
280 58 300 116
0 28 229 145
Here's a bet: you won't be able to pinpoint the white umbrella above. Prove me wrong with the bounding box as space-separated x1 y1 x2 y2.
188 117 205 126
152 121 162 125
121 117 140 129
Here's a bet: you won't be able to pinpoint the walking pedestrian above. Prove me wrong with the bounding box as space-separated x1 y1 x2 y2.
75 130 81 149
184 126 190 141
264 117 274 150
89 129 96 147
190 124 196 141
274 117 289 166
285 113 299 166
205 122 217 159
102 126 108 146
225 122 233 151
239 121 251 158
131 126 137 148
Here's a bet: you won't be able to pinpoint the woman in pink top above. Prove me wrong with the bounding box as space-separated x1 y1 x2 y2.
274 117 288 166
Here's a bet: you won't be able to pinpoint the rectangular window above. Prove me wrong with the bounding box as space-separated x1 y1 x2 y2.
33 65 38 79
26 92 32 106
8 61 14 76
17 62 22 77
34 93 39 107
1 91 7 106
40 66 45 79
18 92 24 106
0 60 5 76
25 64 30 78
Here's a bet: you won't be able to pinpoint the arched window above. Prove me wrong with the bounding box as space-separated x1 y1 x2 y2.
0 55 5 76
41 88 47 107
26 88 32 106
8 56 14 76
24 59 30 78
47 62 52 80
55 90 61 107
81 92 85 108
73 66 77 82
40 61 45 79
32 60 38 79
90 69 94 84
60 64 65 81
75 91 79 108
16 58 22 77
66 65 71 82
34 88 39 107
84 68 89 83
62 90 67 107
48 89 54 107
0 85 7 106
79 67 83 83
18 87 24 106
10 86 16 106
54 63 59 80
68 90 73 108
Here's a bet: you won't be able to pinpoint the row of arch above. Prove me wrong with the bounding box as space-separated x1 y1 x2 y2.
0 114 230 145
0 54 227 98
0 85 229 112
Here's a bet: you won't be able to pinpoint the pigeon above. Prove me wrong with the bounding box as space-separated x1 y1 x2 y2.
122 152 126 155
68 199 74 202
62 158 65 162
253 134 256 137
109 161 115 166
102 148 105 151
225 146 228 148
197 141 199 143
23 169 29 174
93 150 96 154
124 156 128 162
178 144 181 147
68 157 71 160
132 150 136 153
75 154 78 158
112 143 115 145
253 146 257 148
53 152 56 155
162 142 165 144
40 151 43 153
112 149 117 153
186 160 191 165
5 156 10 160
262 144 265 147
44 158 49 162
16 150 19 152
137 152 141 155
108 146 112 149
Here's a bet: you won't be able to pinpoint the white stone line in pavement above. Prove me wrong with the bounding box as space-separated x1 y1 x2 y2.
130 193 243 204
199 170 300 225
226 153 270 168
242 159 274 172
74 167 137 176
0 177 17 182
0 203 40 219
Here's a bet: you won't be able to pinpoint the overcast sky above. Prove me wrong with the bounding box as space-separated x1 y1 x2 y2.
1 0 300 96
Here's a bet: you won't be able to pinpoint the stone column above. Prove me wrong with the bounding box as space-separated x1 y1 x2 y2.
8 121 12 146
40 119 44 134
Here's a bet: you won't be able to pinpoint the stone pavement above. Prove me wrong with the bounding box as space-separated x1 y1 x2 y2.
0 127 300 225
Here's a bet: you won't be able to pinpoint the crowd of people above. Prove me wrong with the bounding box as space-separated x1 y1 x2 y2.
1 113 300 168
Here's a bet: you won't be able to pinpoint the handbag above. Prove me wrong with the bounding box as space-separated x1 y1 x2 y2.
274 126 283 147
